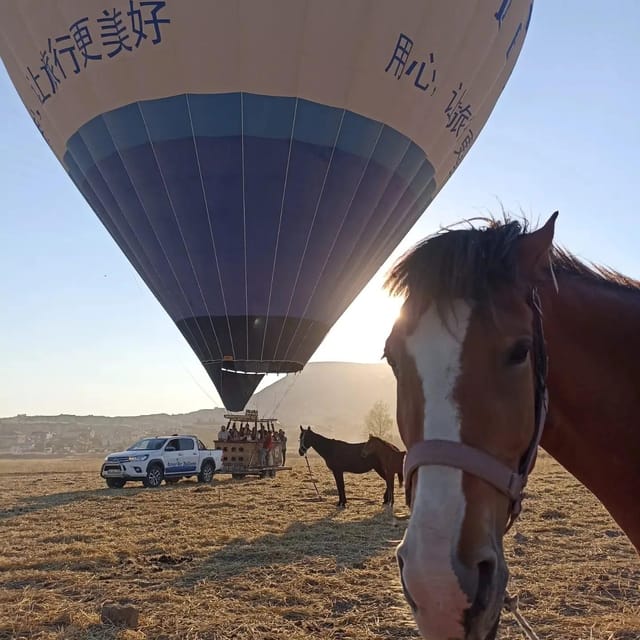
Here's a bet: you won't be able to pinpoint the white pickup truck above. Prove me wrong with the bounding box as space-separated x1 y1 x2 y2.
100 435 223 489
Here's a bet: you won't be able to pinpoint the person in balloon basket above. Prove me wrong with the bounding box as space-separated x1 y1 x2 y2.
263 429 274 467
258 429 267 467
278 429 287 466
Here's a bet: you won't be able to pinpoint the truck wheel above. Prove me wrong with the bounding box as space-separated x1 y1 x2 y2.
198 461 215 483
143 463 164 488
106 478 126 489
165 477 180 485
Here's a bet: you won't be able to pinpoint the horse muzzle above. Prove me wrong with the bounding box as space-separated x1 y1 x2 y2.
396 530 507 640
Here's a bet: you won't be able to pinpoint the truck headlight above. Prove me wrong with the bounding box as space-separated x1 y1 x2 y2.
128 454 149 462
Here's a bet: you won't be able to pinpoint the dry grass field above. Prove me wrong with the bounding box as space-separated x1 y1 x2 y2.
0 451 638 640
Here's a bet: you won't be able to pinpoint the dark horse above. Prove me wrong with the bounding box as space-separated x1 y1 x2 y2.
361 435 405 508
298 426 389 507
384 213 640 640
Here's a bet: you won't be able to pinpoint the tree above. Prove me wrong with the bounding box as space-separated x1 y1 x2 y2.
362 400 394 440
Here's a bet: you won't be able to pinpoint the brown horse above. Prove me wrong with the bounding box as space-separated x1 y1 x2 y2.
298 426 390 507
361 435 405 508
383 213 640 640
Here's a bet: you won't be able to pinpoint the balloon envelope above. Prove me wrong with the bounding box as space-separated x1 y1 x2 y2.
0 0 533 410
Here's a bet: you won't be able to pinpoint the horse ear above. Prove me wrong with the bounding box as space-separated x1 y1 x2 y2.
517 211 558 282
299 425 303 433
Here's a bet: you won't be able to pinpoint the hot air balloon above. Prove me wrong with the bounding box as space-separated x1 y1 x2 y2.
0 1 533 410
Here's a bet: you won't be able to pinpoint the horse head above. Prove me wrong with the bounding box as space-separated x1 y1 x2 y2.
298 425 312 456
384 213 557 639
361 434 375 458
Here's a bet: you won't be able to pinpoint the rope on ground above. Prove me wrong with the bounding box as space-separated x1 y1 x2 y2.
504 591 541 640
304 454 322 500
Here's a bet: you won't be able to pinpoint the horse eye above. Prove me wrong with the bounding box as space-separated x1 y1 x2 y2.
507 340 531 366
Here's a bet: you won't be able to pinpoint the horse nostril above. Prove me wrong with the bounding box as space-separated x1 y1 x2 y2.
473 559 496 612
396 554 417 612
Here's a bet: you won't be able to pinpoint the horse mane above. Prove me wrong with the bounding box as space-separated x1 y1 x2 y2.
549 248 640 291
384 216 640 303
306 428 366 447
369 434 402 453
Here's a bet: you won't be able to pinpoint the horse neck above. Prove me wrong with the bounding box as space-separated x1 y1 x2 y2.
371 440 387 458
540 275 640 548
363 441 377 458
307 431 332 459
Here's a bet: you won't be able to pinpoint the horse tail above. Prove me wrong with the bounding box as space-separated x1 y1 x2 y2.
398 469 404 488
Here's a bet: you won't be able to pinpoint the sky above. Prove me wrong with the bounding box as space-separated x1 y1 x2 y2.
1 2 639 417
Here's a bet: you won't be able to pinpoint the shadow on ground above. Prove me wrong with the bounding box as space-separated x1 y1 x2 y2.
0 475 252 522
177 511 404 586
0 488 119 521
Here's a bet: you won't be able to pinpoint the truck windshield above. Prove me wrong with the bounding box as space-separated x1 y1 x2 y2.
129 438 167 451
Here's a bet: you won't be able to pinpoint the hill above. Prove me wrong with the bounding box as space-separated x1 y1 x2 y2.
251 362 396 436
0 362 396 452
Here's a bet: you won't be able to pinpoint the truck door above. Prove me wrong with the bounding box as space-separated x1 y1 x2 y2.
164 438 181 474
179 437 199 473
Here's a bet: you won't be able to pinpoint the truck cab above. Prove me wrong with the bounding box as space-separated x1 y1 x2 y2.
100 435 223 488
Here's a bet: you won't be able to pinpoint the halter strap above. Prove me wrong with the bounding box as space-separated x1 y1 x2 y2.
404 440 524 502
403 287 549 529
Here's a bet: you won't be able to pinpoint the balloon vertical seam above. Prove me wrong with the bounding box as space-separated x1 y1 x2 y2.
260 96 300 365
137 99 223 360
184 92 237 362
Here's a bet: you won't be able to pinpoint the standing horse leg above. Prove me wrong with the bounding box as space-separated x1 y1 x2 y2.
332 469 347 507
385 473 395 512
373 462 389 504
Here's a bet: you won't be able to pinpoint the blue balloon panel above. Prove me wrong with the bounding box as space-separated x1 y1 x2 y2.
63 93 436 409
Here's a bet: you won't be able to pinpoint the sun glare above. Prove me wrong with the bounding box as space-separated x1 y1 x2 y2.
311 281 403 364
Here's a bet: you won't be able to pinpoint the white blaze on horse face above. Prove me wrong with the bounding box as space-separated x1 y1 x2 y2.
399 299 473 639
